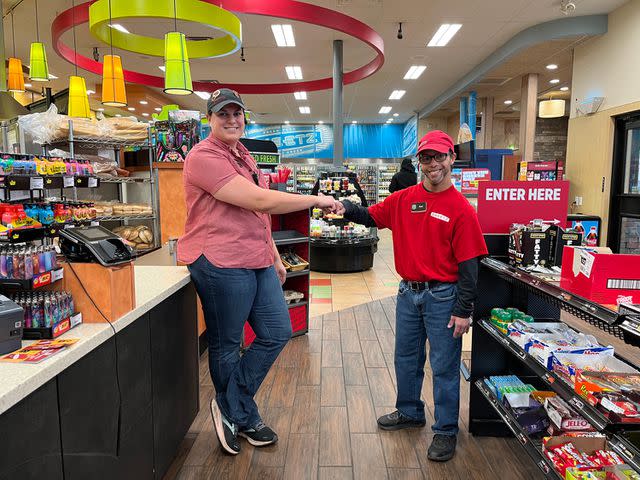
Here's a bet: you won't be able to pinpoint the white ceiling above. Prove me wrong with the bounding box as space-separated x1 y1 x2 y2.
1 0 629 123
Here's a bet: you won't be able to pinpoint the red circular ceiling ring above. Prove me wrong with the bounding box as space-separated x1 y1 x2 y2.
51 0 385 94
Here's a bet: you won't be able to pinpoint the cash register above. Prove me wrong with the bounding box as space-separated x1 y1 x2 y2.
59 225 134 266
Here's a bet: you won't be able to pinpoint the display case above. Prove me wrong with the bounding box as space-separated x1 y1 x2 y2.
295 165 317 194
377 163 399 202
346 164 377 205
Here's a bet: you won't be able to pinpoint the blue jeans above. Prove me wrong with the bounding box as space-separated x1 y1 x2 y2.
395 280 462 436
188 255 292 428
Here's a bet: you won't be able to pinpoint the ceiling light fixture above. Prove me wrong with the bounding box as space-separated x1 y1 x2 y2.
389 90 406 100
560 86 569 91
48 74 58 79
97 107 105 111
504 100 513 105
271 24 295 47
393 113 399 117
101 0 127 107
115 114 121 117
154 107 162 111
128 107 135 111
294 91 307 100
379 106 392 114
140 100 148 104
403 65 426 80
546 64 558 70
352 120 358 124
142 112 149 117
386 118 393 123
110 23 130 34
86 89 95 95
7 12 24 92
427 24 462 47
24 83 32 88
285 65 303 80
68 0 90 117
539 98 565 118
284 120 290 124
318 120 324 124
29 0 50 82
299 106 310 114
550 79 560 84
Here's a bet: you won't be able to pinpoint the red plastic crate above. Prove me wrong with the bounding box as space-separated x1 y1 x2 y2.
242 304 308 348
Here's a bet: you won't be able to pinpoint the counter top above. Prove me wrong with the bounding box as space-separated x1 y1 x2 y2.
0 265 191 416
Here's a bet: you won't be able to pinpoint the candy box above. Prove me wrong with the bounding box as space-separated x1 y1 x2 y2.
597 392 640 423
550 351 621 385
504 394 549 435
507 321 570 349
575 371 640 407
544 396 593 433
566 468 606 480
525 333 610 369
604 465 640 479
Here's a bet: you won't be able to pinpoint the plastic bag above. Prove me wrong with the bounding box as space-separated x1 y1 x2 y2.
17 103 60 145
457 123 473 144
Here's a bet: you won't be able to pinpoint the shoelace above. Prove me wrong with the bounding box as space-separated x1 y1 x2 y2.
222 416 238 436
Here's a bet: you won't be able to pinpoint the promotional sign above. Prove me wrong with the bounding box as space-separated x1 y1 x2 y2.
477 181 570 233
452 168 491 194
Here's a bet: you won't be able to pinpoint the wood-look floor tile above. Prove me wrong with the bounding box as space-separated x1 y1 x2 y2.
361 340 387 368
267 366 298 408
386 468 424 480
324 320 341 341
319 466 354 480
163 434 196 480
354 313 378 341
187 385 214 435
291 385 320 434
377 329 395 354
322 340 343 368
351 433 387 480
321 367 347 406
309 314 323 331
367 368 397 407
368 301 392 330
320 407 352 467
283 433 319 480
245 466 284 480
174 465 206 480
202 436 255 480
384 353 397 387
339 308 357 330
473 436 543 480
298 352 321 386
346 385 378 433
343 353 368 386
341 329 362 354
378 430 421 469
251 407 293 468
183 429 215 467
307 330 322 353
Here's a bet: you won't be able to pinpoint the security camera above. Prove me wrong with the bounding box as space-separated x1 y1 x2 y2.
560 1 576 15
397 22 403 40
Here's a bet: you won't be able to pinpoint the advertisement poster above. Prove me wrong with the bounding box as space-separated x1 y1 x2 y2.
452 168 491 194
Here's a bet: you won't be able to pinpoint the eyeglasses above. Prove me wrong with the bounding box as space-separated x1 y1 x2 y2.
417 152 449 164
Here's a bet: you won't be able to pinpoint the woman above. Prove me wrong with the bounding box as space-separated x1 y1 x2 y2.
178 89 336 455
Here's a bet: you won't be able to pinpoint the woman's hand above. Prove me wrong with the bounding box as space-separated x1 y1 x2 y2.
315 193 337 210
275 258 287 285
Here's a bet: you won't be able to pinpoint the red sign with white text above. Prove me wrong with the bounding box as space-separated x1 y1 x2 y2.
477 181 570 233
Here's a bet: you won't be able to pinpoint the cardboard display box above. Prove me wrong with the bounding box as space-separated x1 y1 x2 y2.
509 225 552 267
549 225 582 267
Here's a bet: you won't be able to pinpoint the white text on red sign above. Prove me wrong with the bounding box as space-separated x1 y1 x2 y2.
485 188 562 202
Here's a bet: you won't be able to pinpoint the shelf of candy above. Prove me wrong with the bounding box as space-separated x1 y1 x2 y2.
295 166 317 193
317 177 358 198
378 164 399 202
13 291 81 340
347 165 377 205
0 154 98 190
0 245 61 289
310 208 373 242
111 225 155 251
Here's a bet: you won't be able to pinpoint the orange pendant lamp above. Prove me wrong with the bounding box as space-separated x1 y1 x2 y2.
101 0 127 106
7 12 25 92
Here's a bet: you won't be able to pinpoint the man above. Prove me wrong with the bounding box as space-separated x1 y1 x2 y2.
389 157 417 193
331 130 487 462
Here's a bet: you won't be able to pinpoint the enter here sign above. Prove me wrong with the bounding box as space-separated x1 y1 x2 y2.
477 180 570 233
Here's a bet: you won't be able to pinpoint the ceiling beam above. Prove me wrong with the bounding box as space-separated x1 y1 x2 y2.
417 15 608 119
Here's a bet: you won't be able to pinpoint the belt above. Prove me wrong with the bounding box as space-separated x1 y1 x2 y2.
404 280 446 291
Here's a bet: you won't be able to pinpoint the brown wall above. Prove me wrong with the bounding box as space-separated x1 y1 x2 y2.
534 117 569 162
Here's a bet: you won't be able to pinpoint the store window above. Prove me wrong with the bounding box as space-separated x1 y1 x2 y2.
620 217 640 254
624 128 640 194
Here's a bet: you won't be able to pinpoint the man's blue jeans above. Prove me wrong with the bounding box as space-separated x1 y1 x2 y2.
394 280 462 436
188 255 292 428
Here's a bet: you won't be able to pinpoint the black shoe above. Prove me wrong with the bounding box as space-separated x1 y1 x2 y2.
239 421 278 447
377 410 426 431
210 399 240 455
427 434 457 462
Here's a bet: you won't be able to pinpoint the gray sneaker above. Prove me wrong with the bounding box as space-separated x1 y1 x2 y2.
427 434 457 462
377 410 426 431
210 399 240 455
239 421 278 447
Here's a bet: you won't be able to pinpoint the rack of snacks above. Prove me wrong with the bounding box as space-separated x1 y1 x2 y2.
469 254 640 478
377 163 399 202
346 164 377 205
295 165 317 194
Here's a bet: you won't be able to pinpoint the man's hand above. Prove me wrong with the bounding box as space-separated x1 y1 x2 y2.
274 258 287 285
447 315 471 338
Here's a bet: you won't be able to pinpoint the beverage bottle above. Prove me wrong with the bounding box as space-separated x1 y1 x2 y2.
574 221 585 235
586 227 598 247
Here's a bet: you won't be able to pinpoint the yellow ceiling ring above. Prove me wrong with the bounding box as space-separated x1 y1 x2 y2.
89 0 242 59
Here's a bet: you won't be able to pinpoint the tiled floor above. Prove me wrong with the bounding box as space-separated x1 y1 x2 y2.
309 230 402 317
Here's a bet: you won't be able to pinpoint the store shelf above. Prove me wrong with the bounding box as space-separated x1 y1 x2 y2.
96 176 152 184
96 214 156 222
286 269 310 279
610 433 640 472
273 230 309 246
479 319 630 431
0 267 63 290
44 138 150 150
482 258 624 334
0 227 46 243
287 300 308 309
0 175 99 190
474 379 562 479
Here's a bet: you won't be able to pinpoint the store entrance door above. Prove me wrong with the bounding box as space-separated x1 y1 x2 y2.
609 113 640 253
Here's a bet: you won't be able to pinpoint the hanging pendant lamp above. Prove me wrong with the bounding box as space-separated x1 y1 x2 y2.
7 12 25 92
67 0 90 117
29 0 49 82
163 1 192 95
539 99 566 119
101 0 127 106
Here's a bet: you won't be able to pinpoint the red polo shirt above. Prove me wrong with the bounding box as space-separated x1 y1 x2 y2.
177 135 274 268
369 184 487 282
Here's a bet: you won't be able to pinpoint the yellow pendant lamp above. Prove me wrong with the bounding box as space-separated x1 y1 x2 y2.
29 0 50 82
164 31 192 95
7 12 25 92
67 0 90 118
101 0 127 106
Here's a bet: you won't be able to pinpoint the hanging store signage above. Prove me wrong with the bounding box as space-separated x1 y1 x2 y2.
252 152 280 165
477 180 570 233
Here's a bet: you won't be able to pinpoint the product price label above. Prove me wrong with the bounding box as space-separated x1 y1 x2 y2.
30 177 44 190
88 177 98 188
63 176 75 188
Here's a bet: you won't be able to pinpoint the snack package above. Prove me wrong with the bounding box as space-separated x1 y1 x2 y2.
524 331 610 369
544 396 594 433
507 320 570 349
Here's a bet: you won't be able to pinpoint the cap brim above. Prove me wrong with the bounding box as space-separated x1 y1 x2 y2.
210 99 245 113
417 142 451 154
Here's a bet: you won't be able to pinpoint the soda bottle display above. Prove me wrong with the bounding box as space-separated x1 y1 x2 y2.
586 226 598 246
574 221 585 235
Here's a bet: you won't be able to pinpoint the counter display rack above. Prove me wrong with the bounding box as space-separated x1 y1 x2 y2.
469 254 640 478
0 267 63 290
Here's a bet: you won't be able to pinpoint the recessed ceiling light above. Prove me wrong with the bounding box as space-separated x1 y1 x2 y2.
428 24 462 47
546 64 558 70
110 23 130 34
352 120 358 124
250 120 255 124
158 65 165 72
294 91 307 100
285 66 303 80
142 113 149 117
128 107 135 111
284 120 290 124
86 89 95 95
48 74 58 79
139 100 148 105
115 114 122 117
560 86 569 91
299 106 310 114
389 90 406 100
24 83 32 88
97 108 104 111
154 107 162 111
318 120 324 124
393 113 399 117
195 91 210 100
379 106 392 114
271 24 295 47
403 65 427 80
504 100 513 105
550 79 560 84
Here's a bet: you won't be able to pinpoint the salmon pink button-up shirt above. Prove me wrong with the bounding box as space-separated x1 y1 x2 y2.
177 136 274 268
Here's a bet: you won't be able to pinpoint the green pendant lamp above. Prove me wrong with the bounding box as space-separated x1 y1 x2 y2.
29 0 49 82
163 0 192 95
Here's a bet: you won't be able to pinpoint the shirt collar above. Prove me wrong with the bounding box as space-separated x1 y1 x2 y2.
206 134 250 157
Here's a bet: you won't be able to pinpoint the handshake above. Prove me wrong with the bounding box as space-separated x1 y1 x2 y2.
315 193 345 215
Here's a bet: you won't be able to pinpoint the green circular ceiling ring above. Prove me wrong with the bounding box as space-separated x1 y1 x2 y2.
89 0 242 59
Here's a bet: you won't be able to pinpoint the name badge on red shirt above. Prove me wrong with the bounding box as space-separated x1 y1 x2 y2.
411 202 427 213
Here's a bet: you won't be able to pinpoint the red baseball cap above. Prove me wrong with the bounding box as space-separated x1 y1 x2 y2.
417 130 455 155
